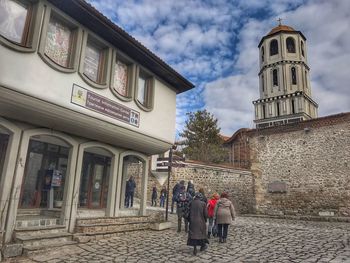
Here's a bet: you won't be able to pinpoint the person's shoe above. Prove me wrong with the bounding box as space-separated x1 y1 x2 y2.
207 232 211 239
193 246 197 256
177 229 181 233
200 244 207 251
223 238 227 243
219 237 223 243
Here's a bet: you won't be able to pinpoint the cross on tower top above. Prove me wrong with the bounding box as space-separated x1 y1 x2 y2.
277 18 283 26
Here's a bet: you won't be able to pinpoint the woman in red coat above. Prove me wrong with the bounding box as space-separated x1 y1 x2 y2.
207 193 219 238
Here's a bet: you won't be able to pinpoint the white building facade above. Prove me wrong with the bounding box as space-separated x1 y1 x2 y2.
253 24 318 128
0 0 193 244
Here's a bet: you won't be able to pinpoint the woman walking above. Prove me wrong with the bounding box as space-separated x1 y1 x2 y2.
187 192 209 255
214 192 236 243
207 193 219 238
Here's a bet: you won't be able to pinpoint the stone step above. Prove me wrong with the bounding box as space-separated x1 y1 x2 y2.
75 222 150 234
15 225 67 237
23 241 77 257
76 216 150 226
16 217 60 228
16 232 73 248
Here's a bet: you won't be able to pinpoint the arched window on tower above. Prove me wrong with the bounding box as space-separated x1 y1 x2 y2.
276 102 280 116
270 39 278 56
301 41 305 57
305 70 308 89
261 47 265 62
291 99 296 114
286 37 296 53
262 104 266 119
261 75 264 92
273 69 278 86
291 67 297 85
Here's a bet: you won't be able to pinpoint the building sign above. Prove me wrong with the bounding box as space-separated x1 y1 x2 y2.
71 84 140 127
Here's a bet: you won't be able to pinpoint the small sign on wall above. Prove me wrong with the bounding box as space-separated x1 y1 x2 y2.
268 181 287 193
71 84 140 127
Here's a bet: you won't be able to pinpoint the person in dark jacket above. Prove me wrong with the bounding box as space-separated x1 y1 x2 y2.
171 180 185 213
159 186 167 207
175 185 192 232
187 180 196 197
151 185 158 206
198 188 207 204
187 192 209 255
124 176 136 208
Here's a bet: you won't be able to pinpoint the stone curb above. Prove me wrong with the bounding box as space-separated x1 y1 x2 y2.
242 214 350 223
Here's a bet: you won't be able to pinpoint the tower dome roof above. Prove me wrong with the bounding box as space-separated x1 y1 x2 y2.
267 24 296 36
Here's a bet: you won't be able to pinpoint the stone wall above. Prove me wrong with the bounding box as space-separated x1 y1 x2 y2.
249 113 350 217
149 162 254 214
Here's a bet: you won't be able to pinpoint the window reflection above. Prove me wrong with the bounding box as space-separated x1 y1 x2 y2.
0 0 29 44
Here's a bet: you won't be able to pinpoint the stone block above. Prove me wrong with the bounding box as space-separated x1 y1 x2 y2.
2 243 23 258
319 211 335 217
150 221 172 231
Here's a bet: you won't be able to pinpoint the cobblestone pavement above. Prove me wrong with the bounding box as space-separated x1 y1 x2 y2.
5 215 350 263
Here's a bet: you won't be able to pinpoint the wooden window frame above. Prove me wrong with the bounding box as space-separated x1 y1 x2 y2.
79 32 112 89
110 50 135 101
0 0 42 53
38 6 82 73
134 66 154 112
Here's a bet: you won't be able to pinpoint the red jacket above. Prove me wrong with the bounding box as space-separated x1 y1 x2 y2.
207 198 218 218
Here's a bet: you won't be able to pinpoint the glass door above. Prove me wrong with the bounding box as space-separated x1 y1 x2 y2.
79 152 111 209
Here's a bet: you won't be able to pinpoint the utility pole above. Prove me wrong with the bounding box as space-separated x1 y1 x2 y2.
165 145 175 221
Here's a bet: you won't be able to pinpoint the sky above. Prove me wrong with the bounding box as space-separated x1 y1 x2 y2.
87 0 350 137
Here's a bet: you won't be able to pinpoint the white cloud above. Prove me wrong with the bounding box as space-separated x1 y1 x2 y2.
88 0 350 137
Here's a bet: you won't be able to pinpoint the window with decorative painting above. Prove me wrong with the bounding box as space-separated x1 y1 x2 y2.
0 0 31 44
44 15 74 68
83 39 107 84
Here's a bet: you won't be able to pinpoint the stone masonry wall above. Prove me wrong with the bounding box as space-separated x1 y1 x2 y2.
149 163 254 214
250 114 350 217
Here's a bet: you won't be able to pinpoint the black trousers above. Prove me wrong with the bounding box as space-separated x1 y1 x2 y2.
217 224 229 238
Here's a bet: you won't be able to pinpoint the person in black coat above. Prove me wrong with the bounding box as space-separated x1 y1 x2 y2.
171 180 185 213
124 176 136 208
151 185 158 206
187 192 209 255
187 180 196 197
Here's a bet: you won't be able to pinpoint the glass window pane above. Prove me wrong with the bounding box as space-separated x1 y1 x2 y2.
113 60 128 96
44 16 72 67
0 0 28 43
84 42 101 82
138 76 146 105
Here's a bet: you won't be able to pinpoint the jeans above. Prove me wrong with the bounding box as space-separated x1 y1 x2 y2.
208 217 215 234
124 192 134 208
160 196 166 207
151 197 157 206
217 224 229 238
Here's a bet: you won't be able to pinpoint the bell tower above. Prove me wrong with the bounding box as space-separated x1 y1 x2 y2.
253 21 318 128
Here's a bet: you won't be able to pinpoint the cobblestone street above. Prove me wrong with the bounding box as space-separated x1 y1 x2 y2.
5 216 350 263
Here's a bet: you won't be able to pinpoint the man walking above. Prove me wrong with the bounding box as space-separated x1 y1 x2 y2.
175 185 192 232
